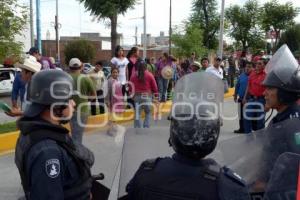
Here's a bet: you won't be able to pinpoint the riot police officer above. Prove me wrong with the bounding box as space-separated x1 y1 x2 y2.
263 45 300 124
15 70 94 200
252 45 300 193
124 73 250 200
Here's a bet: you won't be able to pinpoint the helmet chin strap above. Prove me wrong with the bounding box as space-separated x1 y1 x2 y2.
59 119 70 125
52 105 71 125
265 109 274 123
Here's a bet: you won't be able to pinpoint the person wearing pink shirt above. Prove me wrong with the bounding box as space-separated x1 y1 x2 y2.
130 59 158 128
106 67 124 134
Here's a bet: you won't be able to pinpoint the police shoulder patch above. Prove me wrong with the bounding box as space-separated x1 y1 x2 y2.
45 159 60 178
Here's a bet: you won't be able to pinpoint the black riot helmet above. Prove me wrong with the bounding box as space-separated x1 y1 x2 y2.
24 70 75 118
170 114 221 159
169 72 224 159
263 45 300 104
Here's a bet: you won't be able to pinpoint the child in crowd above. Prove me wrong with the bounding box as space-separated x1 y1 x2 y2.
106 67 124 135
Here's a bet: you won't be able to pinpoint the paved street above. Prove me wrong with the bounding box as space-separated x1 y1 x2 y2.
0 96 16 123
0 98 276 199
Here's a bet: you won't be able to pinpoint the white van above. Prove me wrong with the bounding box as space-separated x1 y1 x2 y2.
0 68 19 96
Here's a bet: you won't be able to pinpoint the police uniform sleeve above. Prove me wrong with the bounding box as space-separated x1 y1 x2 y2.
125 158 160 200
218 167 251 200
125 160 150 199
26 145 64 200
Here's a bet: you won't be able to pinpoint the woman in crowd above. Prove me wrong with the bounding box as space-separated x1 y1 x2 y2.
126 47 140 108
111 45 129 102
155 52 172 102
130 59 158 128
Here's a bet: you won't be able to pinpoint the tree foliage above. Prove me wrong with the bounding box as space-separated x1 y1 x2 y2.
261 0 299 47
0 0 28 63
78 0 137 56
64 40 96 64
172 23 207 59
277 24 300 53
225 0 264 51
189 0 219 50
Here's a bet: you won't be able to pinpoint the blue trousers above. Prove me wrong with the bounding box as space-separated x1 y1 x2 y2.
158 77 169 102
134 94 152 128
243 98 265 133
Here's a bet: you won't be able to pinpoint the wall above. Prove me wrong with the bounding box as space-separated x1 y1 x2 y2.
42 40 165 65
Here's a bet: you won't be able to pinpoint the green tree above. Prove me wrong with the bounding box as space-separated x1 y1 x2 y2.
189 0 219 50
225 0 264 51
0 0 28 63
64 40 96 64
78 0 137 56
172 23 207 59
278 24 300 53
261 0 299 48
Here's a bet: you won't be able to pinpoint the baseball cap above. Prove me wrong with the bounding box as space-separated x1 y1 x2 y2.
69 58 82 68
26 47 39 55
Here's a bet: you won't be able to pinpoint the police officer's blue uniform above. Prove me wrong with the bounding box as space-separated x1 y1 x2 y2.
259 105 300 183
270 103 300 124
15 118 94 200
126 153 250 200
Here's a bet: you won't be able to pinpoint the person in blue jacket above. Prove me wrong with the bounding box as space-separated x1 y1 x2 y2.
11 71 26 109
233 62 253 133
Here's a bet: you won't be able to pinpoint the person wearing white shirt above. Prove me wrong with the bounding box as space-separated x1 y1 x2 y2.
205 57 224 79
111 45 129 87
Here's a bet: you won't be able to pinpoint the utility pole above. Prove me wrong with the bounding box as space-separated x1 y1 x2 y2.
55 0 60 62
218 0 225 59
143 0 147 59
36 0 42 53
30 0 34 47
169 0 172 55
135 26 138 46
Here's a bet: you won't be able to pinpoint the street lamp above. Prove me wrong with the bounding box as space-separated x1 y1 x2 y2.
30 0 34 47
55 0 60 63
36 0 41 53
218 0 225 59
169 0 172 55
143 0 147 59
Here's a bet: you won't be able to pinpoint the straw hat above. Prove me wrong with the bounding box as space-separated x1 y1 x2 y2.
161 66 173 80
191 61 201 69
15 55 41 73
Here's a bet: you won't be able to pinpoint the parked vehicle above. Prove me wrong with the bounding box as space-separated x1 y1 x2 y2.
0 68 19 96
82 63 111 78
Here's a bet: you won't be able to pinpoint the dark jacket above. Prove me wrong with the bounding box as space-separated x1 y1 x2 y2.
126 153 250 200
15 117 94 200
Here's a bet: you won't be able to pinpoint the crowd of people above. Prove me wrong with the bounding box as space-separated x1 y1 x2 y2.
6 46 235 133
6 45 300 136
2 44 300 199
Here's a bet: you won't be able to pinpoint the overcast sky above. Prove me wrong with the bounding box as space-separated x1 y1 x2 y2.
23 0 300 45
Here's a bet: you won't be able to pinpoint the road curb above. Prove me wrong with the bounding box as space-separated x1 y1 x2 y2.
0 88 234 154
